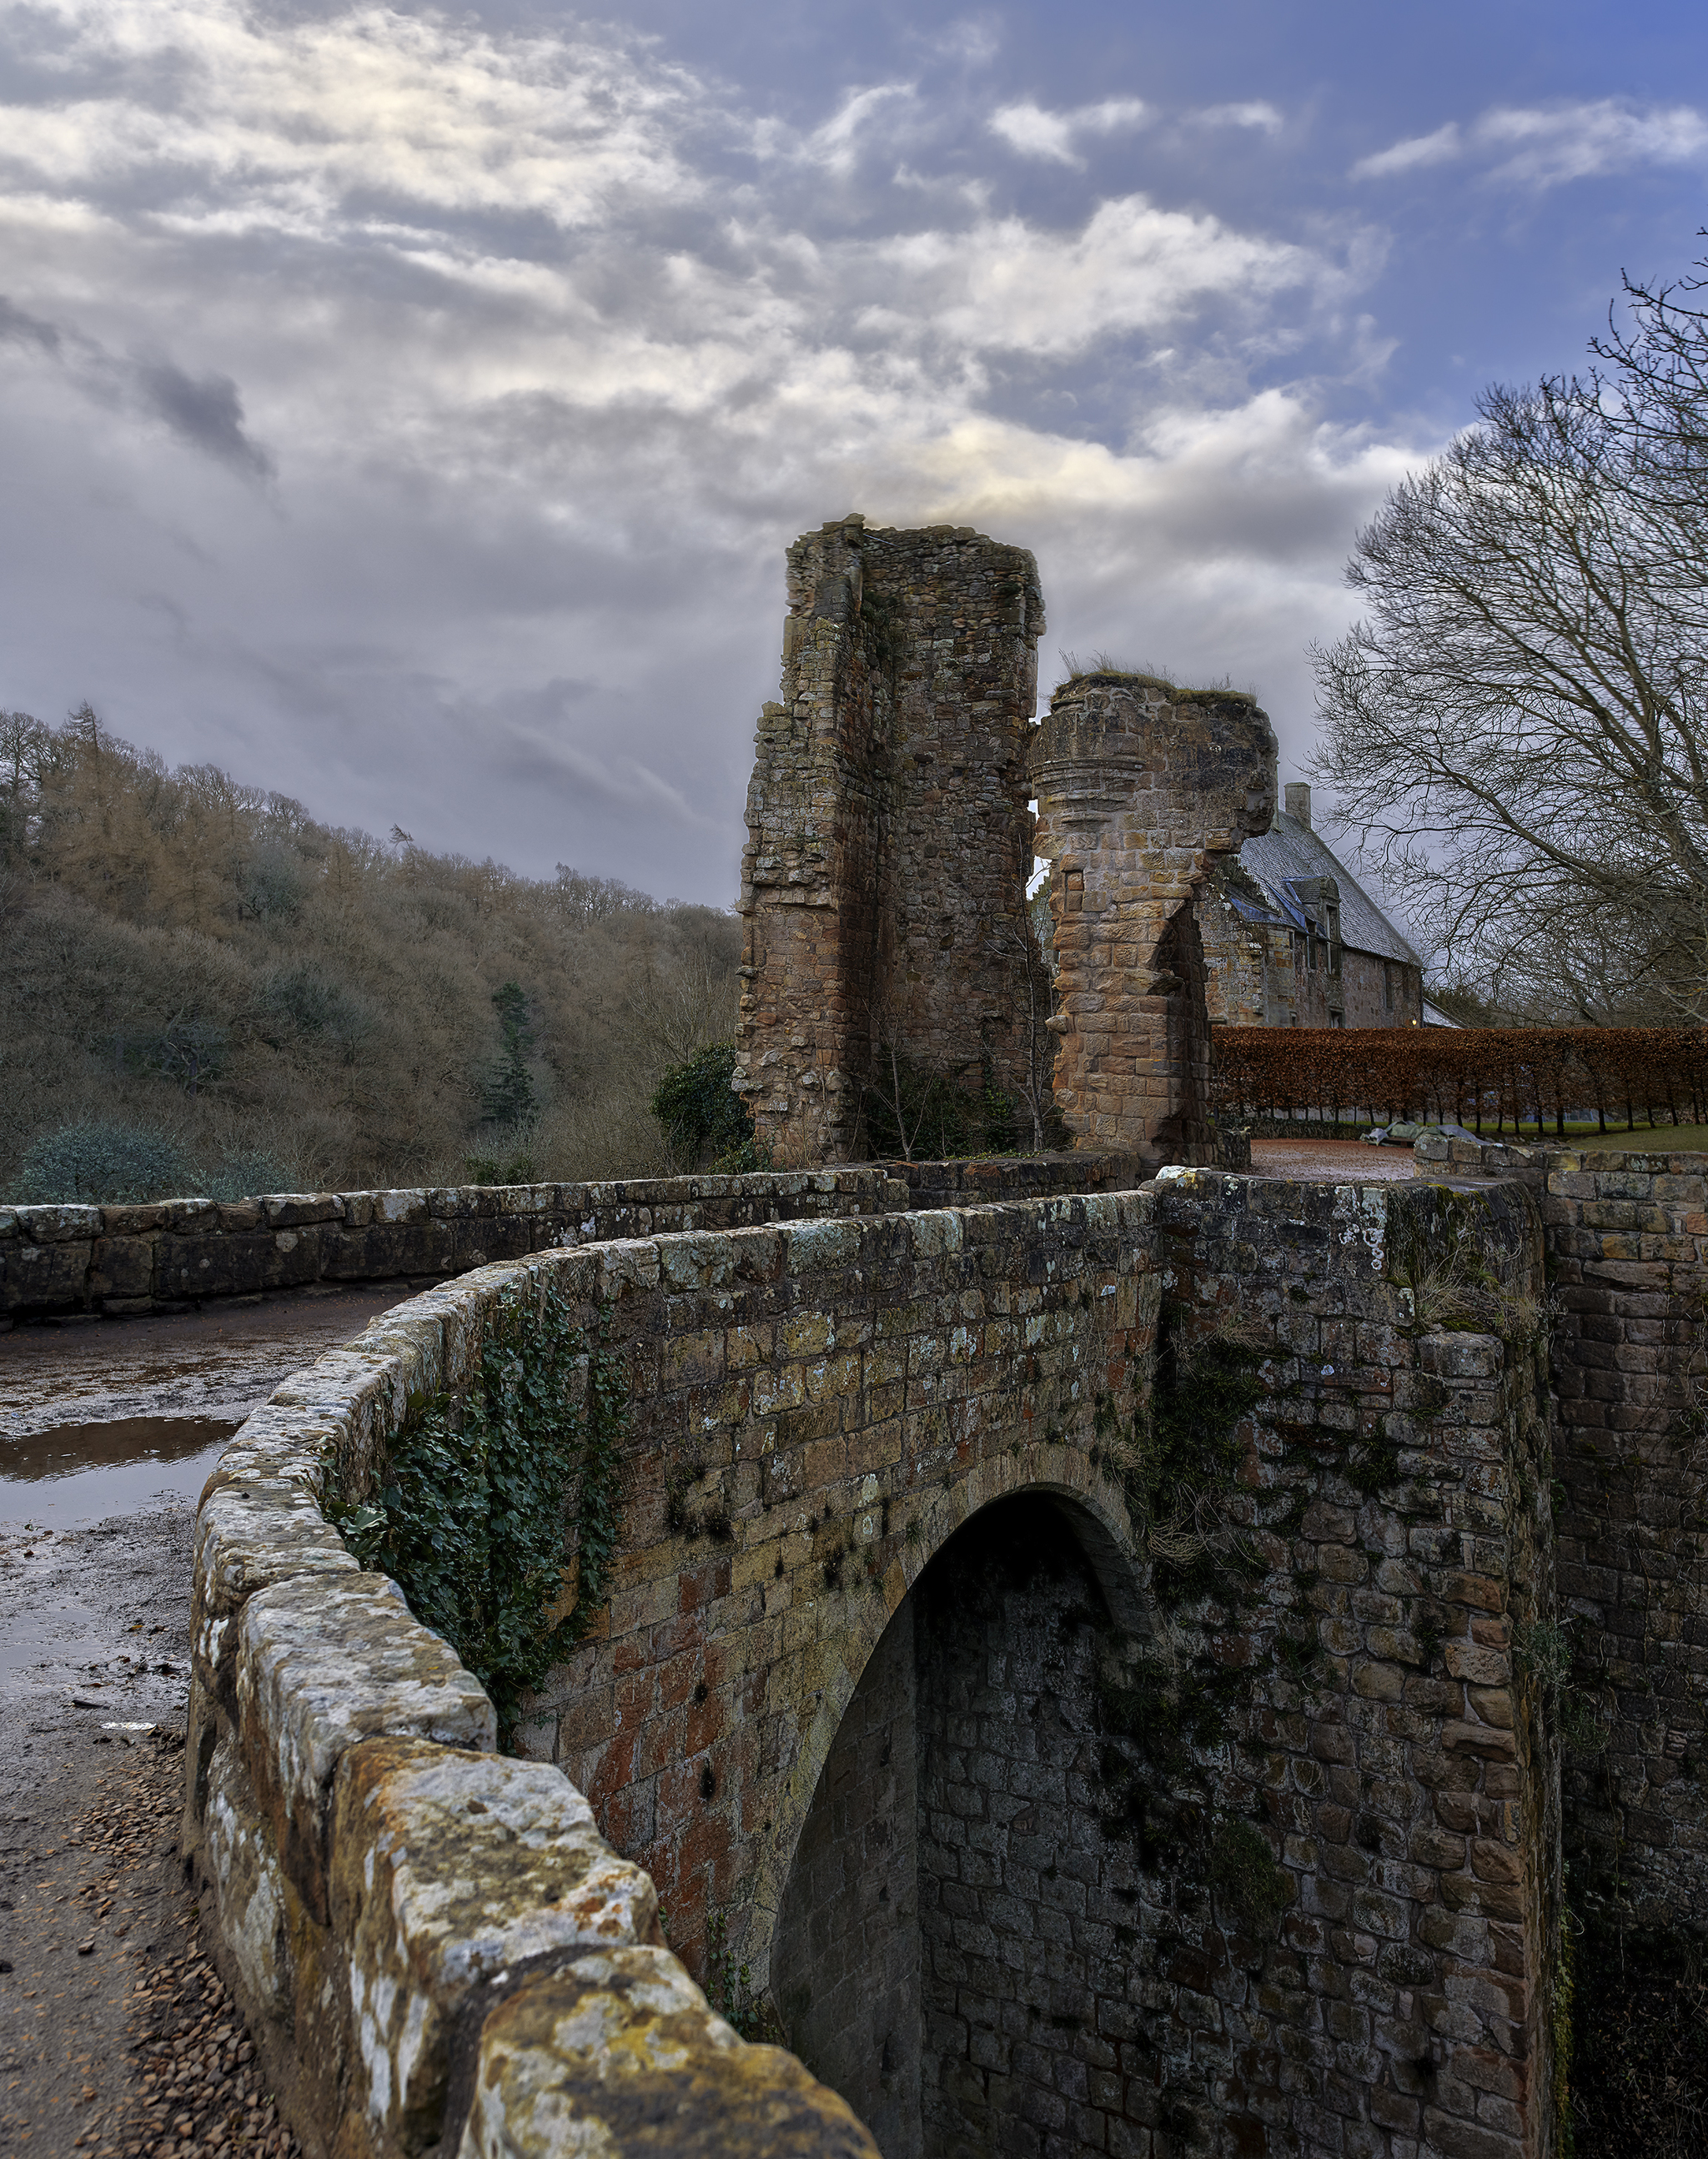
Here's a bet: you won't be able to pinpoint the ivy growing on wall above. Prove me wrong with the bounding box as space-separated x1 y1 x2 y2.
327 1282 626 1745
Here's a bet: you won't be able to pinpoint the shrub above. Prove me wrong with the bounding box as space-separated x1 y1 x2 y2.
197 1149 293 1202
651 1041 753 1169
261 964 376 1060
18 1120 190 1204
1208 1816 1289 1940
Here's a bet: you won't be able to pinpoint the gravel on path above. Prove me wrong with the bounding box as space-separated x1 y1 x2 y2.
1248 1137 1423 1182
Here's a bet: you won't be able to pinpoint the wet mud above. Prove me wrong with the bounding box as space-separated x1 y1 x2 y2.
0 1287 408 1445
1 1289 401 2157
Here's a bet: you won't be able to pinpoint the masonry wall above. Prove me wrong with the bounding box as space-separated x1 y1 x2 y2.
1123 1169 1560 2159
1197 875 1424 1034
526 1192 1156 1998
188 1160 1570 2159
523 1168 1559 2158
735 517 1046 1164
1335 954 1423 1031
0 1158 1142 1323
915 1497 1123 2159
1198 866 1297 1029
1416 1135 1708 1938
182 1286 880 2159
774 1602 922 2159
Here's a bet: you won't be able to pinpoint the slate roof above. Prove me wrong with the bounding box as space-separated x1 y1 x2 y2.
1228 815 1423 968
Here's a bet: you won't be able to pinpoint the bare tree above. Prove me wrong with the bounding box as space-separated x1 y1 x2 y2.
1309 282 1708 1022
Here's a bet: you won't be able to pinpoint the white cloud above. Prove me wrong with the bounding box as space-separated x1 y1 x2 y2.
1353 99 1708 188
751 83 918 172
1194 102 1284 134
0 0 1409 899
1350 123 1462 180
863 196 1342 359
988 96 1149 166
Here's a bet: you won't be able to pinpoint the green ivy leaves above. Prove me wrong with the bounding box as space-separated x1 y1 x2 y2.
327 1282 627 1746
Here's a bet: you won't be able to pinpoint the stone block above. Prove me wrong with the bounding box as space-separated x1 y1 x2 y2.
332 1738 661 2151
455 1946 881 2157
193 1483 360 1710
202 1730 294 2031
238 1573 495 1922
11 1202 103 1241
89 1234 155 1301
1 1233 93 1312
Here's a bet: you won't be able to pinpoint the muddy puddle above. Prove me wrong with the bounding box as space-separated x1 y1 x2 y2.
0 1414 244 1527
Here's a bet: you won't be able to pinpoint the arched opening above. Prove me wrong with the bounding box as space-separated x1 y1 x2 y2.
771 1491 1143 2159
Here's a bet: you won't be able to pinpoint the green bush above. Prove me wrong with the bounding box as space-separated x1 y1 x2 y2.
261 964 376 1061
651 1041 754 1169
18 1120 190 1204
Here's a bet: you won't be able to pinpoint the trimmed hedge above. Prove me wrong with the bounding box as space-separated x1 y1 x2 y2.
1213 1026 1708 1136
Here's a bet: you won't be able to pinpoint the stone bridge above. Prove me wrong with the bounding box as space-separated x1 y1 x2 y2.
180 1145 1676 2159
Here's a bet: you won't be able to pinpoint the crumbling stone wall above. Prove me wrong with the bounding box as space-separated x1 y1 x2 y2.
1029 672 1276 1165
733 516 1045 1165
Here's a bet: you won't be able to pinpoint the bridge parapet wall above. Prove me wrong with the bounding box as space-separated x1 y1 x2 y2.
0 1157 1142 1323
181 1233 895 2159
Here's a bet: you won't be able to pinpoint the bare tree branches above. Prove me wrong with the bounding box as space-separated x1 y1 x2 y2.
1310 281 1708 1022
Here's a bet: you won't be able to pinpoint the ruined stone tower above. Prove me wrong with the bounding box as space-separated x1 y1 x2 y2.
1030 670 1275 1167
733 516 1046 1164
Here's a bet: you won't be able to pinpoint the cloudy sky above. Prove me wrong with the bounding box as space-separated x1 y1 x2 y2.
3 0 1706 903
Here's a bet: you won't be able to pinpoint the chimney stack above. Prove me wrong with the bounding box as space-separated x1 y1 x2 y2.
1284 781 1311 829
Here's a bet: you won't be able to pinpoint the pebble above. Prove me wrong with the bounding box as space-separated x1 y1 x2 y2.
29 1743 304 2159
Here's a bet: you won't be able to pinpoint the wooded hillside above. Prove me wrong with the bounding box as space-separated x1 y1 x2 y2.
0 707 739 1201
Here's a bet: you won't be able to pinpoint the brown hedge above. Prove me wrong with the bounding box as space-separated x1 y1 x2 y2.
1212 1026 1708 1135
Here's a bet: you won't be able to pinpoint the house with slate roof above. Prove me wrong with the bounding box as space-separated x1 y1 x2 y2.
1197 782 1425 1029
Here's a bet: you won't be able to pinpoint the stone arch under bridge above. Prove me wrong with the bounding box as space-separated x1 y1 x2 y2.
183 1146 1708 2159
505 1167 1565 2159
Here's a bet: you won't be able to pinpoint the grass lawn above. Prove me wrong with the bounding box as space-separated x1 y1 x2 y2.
1434 1120 1708 1151
1554 1121 1708 1152
1255 1117 1708 1152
